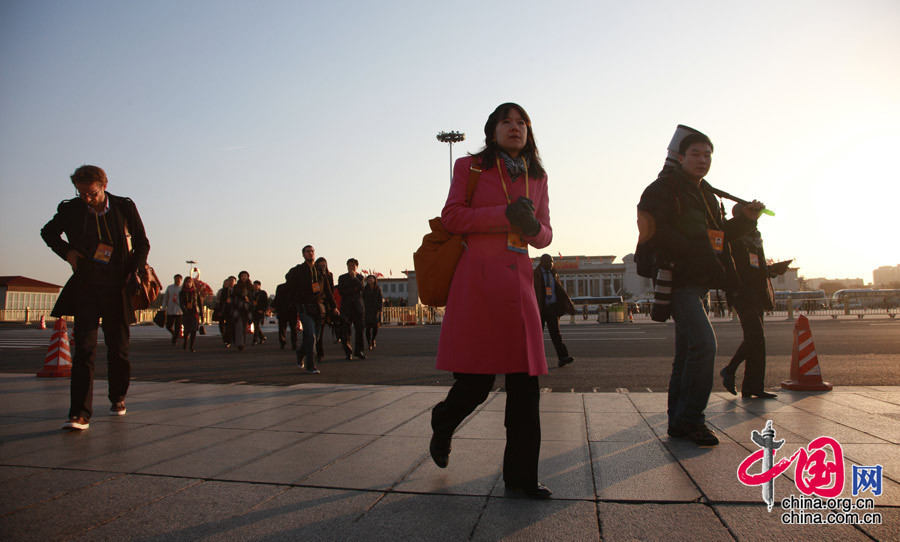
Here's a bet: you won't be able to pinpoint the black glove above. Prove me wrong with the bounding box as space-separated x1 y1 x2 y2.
505 196 541 237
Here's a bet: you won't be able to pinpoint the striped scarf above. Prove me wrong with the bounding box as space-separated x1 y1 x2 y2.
498 151 528 180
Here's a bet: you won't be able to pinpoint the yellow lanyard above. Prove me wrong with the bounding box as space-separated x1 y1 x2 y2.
496 157 529 204
697 187 720 229
94 212 113 243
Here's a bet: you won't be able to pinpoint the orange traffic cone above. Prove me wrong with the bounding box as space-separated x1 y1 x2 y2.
38 318 72 378
39 315 46 330
781 315 832 391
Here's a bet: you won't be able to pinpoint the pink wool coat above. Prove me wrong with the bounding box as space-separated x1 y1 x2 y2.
435 155 553 376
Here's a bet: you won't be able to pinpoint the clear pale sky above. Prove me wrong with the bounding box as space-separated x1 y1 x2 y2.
2 0 898 292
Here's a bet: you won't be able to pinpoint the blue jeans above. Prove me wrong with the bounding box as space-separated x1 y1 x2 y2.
296 308 321 371
668 286 717 426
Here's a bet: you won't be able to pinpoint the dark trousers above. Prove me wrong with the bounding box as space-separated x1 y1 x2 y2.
253 313 266 343
296 307 322 371
365 322 378 344
71 287 130 419
165 314 183 343
219 317 233 346
726 298 767 393
540 312 569 360
278 313 298 349
345 315 365 354
431 372 541 488
668 287 717 427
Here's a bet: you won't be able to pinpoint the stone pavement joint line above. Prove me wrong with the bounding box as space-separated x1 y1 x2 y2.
0 373 898 541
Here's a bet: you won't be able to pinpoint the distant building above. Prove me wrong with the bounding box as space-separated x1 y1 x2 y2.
379 276 410 305
772 266 800 291
532 255 634 298
803 276 865 290
873 265 900 287
0 276 62 320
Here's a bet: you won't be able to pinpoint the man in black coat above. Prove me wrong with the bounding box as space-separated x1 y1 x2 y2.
720 219 778 399
41 165 150 431
637 132 762 446
337 258 366 360
273 282 298 350
533 254 575 367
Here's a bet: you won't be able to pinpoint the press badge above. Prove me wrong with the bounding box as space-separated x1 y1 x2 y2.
749 253 760 268
93 243 113 264
707 229 724 254
507 231 527 254
545 286 553 297
311 282 322 294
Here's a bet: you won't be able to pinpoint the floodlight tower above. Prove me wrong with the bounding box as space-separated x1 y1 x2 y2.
436 131 465 181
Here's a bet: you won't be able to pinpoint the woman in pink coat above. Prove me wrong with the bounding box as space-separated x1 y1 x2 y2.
430 103 554 499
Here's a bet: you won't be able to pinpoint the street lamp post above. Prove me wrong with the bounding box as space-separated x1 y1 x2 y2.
436 131 465 181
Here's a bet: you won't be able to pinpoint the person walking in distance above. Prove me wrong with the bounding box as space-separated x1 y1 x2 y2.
41 165 150 430
314 257 337 363
285 245 338 374
231 271 253 352
251 280 268 345
274 281 298 350
430 103 555 498
179 276 203 352
533 254 575 367
362 274 383 349
337 258 367 360
162 274 183 345
214 276 235 348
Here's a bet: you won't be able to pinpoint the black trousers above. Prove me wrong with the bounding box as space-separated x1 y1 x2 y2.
431 372 541 488
253 313 266 342
726 298 767 393
165 314 183 342
71 287 130 419
541 313 569 360
278 313 298 349
365 322 378 344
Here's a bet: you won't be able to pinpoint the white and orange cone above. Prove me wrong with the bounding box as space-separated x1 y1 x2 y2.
781 315 832 391
38 318 72 378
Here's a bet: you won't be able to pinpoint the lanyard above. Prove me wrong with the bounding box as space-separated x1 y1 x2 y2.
308 262 319 284
697 186 720 228
496 158 529 204
94 212 113 243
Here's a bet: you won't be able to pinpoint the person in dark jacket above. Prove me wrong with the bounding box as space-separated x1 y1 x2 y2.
637 131 763 446
314 256 338 362
231 271 254 351
720 216 778 399
533 254 575 367
285 245 338 374
214 276 235 348
362 275 383 349
41 165 150 431
337 258 367 360
273 282 298 350
179 276 203 352
251 280 268 345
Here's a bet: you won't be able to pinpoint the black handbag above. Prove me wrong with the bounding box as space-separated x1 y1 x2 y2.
153 309 165 328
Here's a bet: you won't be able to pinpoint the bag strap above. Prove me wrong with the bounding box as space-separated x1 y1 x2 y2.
465 163 482 206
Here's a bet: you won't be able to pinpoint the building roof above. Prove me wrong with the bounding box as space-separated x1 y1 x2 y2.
0 276 63 289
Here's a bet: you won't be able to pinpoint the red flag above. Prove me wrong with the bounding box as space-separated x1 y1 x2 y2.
558 251 562 259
